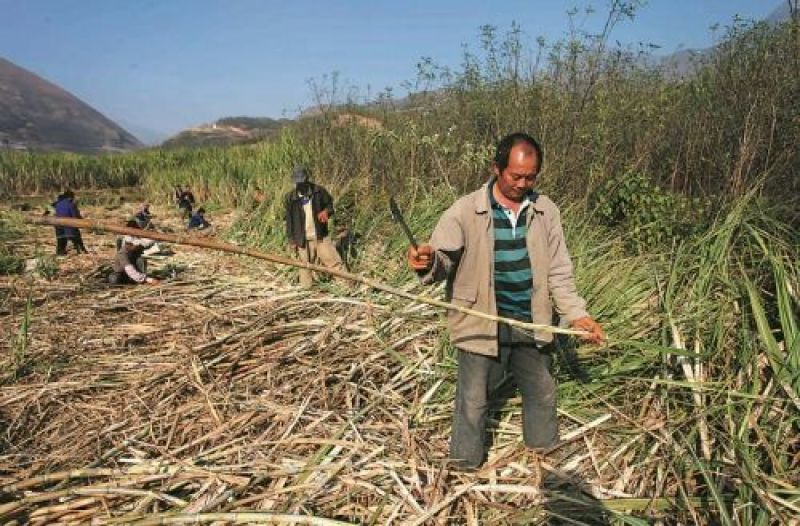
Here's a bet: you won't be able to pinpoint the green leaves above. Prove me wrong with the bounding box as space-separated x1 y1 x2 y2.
592 171 709 251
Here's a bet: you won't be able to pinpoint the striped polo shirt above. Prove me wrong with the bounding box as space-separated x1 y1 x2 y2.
490 184 534 321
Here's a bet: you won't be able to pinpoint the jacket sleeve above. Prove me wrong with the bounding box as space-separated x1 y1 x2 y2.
124 263 147 283
117 251 146 283
546 204 589 323
418 205 464 285
284 193 294 242
319 186 335 216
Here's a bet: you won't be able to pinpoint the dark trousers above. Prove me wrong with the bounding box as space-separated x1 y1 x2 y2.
56 234 87 255
450 323 558 469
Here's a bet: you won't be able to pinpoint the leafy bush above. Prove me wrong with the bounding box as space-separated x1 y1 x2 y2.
592 171 709 249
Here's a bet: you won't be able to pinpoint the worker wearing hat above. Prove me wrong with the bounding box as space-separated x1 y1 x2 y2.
284 165 345 288
108 220 160 285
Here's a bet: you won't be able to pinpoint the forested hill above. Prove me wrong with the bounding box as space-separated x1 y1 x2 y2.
0 57 141 153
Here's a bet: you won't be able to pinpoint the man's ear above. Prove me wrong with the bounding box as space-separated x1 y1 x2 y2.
491 163 500 178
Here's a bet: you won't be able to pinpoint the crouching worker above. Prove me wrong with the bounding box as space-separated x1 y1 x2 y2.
115 220 161 256
187 207 211 231
134 202 155 229
108 234 160 285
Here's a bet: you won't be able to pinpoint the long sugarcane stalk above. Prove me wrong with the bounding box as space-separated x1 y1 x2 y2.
110 511 356 525
25 216 589 337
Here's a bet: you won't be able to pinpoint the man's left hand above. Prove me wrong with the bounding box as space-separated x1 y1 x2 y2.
317 210 330 223
571 316 605 344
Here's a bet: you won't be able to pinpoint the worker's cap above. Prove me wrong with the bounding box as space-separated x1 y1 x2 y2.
122 235 148 246
291 165 310 183
122 236 155 250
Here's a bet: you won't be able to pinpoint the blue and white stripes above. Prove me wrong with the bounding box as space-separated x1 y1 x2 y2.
490 187 533 321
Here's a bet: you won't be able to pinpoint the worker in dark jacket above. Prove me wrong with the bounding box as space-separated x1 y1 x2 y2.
187 207 211 230
175 186 195 220
284 166 344 288
133 202 154 229
53 190 88 255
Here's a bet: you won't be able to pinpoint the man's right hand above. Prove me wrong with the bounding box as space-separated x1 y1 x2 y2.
408 244 433 271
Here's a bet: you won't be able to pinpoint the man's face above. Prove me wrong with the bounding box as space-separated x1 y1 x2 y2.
493 144 540 202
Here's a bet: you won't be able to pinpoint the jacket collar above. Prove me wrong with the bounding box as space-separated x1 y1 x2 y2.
293 183 319 201
474 178 541 214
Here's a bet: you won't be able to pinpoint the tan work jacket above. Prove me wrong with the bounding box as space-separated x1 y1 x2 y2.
420 181 588 356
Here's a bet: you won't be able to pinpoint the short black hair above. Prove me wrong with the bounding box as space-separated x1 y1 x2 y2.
493 132 543 173
197 207 206 214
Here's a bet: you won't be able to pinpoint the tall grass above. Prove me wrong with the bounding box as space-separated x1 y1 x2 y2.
0 211 27 275
2 16 795 219
0 151 144 198
578 198 799 523
375 191 797 522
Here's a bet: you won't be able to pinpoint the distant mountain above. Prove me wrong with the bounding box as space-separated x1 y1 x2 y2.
765 3 793 25
660 2 793 76
660 47 708 77
0 57 141 153
117 118 167 147
161 116 291 149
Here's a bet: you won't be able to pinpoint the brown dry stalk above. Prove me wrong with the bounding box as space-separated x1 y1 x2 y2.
25 215 589 338
112 511 357 525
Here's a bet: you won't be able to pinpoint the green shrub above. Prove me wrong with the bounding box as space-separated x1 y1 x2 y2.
592 171 709 250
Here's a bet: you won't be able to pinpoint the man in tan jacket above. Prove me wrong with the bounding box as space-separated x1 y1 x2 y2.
408 132 604 470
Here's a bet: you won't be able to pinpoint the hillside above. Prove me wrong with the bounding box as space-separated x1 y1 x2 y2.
161 116 291 149
0 57 141 153
660 2 793 75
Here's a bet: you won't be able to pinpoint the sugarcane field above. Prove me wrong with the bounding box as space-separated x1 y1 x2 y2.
1 158 798 524
1 4 799 525
1 190 628 524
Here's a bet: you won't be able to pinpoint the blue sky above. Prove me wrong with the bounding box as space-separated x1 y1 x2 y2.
0 1 780 142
